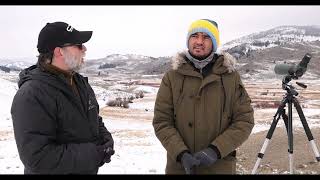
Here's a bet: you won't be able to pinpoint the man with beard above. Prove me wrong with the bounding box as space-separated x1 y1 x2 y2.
153 19 254 174
11 22 114 174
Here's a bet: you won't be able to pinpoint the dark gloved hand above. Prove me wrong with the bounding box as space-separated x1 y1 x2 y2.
103 137 114 150
102 146 115 163
97 133 114 146
96 140 115 167
193 147 218 166
181 152 200 174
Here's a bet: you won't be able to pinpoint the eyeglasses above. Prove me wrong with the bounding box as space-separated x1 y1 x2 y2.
60 43 84 50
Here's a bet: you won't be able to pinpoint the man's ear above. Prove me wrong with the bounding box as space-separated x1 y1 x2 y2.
53 47 63 58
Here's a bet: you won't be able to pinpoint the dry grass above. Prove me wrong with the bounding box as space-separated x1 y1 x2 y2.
0 130 13 141
100 94 155 122
100 107 153 122
245 81 320 109
114 130 147 138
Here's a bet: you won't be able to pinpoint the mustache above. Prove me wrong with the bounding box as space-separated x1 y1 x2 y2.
193 45 204 49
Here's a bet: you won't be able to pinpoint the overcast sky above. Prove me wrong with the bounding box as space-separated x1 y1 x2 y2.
1 5 320 61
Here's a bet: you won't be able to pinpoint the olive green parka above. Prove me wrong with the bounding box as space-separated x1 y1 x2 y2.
153 51 254 174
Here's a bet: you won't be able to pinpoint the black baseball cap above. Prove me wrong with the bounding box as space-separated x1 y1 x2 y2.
37 21 92 53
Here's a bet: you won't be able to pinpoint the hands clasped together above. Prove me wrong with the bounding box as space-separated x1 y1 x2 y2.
181 147 218 174
96 138 115 167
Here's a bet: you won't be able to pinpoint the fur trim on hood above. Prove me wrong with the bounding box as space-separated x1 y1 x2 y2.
171 50 236 73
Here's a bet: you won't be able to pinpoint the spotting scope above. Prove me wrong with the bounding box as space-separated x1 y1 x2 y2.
274 53 312 77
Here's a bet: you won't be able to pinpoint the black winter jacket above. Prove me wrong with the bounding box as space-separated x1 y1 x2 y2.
11 65 112 174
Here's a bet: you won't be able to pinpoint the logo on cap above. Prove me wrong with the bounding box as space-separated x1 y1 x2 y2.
66 25 74 32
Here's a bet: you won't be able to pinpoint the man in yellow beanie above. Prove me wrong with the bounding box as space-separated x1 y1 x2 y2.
153 19 254 174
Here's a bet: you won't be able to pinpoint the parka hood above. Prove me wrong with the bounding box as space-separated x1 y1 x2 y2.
171 50 236 74
17 65 77 97
18 65 40 88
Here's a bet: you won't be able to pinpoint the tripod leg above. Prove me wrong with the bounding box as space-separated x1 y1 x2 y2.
281 105 296 173
293 98 320 162
287 101 294 174
282 111 288 134
251 99 288 174
281 108 295 174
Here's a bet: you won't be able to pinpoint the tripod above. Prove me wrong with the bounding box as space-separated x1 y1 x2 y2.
252 75 320 174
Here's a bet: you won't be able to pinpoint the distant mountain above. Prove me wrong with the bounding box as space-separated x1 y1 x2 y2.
82 54 171 75
0 58 34 72
3 25 320 81
83 25 320 80
221 25 320 80
223 25 320 52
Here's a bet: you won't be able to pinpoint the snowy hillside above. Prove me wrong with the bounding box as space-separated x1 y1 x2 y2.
0 58 34 72
222 25 320 52
220 25 320 80
82 54 171 75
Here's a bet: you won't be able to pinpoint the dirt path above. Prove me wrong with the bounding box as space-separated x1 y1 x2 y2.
237 127 320 174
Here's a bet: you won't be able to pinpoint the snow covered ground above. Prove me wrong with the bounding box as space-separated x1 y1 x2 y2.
0 74 166 174
0 72 319 174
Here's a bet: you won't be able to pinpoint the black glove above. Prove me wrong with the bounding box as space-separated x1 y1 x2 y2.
97 133 114 147
181 152 200 174
193 147 218 166
102 147 115 163
103 137 114 149
96 140 115 167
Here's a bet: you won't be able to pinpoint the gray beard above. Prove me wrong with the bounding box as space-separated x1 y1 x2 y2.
186 51 215 72
65 55 83 72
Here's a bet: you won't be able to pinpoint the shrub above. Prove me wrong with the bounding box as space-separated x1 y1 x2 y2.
106 100 117 106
